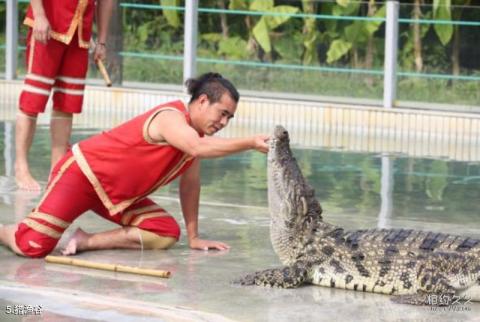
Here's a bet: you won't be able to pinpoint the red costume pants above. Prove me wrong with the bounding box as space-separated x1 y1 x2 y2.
15 152 181 258
19 30 89 115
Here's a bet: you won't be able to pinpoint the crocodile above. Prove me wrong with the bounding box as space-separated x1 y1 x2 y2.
236 125 480 305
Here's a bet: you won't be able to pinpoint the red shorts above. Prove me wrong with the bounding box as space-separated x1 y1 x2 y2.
15 152 181 258
19 29 89 115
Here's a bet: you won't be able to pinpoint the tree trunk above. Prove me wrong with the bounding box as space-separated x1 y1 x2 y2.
301 1 317 65
106 3 123 85
450 0 470 77
412 0 423 72
364 0 376 70
364 0 377 87
451 26 460 76
219 0 229 38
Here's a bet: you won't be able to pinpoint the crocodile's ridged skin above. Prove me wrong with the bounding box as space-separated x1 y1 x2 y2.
236 126 480 305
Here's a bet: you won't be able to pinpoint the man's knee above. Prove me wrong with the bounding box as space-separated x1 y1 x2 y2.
17 110 38 120
135 215 181 249
51 110 73 120
15 223 59 258
137 229 177 250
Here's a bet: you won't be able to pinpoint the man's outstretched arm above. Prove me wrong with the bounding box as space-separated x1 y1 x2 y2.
149 110 269 158
179 159 229 251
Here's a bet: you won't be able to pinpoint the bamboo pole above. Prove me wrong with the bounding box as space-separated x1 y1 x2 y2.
95 59 112 87
90 38 112 87
45 256 171 278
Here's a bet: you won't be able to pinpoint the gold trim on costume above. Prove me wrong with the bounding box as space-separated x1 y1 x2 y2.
72 144 137 215
23 0 90 47
121 205 166 225
142 107 185 145
130 212 169 227
22 218 62 239
124 204 165 217
28 212 70 229
72 144 194 216
35 156 76 212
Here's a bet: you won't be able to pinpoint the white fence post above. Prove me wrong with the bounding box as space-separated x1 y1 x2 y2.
183 0 198 84
383 0 399 108
5 0 18 80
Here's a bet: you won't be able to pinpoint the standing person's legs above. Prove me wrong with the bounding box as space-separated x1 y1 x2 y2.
62 198 181 255
15 112 39 190
16 29 65 190
50 111 72 169
50 32 88 169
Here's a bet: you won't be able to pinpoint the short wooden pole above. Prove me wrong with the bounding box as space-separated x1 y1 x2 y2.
96 59 112 87
45 256 171 278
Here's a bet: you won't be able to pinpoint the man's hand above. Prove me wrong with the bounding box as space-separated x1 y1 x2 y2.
33 15 50 44
189 237 230 251
93 43 107 62
252 134 270 153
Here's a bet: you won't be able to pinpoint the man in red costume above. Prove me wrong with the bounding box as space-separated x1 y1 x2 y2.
16 0 114 190
0 73 270 257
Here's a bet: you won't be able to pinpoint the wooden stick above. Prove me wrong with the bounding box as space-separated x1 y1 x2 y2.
90 38 112 87
95 59 112 87
45 255 171 278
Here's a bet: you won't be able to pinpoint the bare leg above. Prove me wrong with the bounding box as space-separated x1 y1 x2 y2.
0 224 25 256
62 227 177 255
15 112 41 191
50 110 73 169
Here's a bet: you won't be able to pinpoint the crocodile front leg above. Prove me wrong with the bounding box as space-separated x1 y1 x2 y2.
234 261 311 288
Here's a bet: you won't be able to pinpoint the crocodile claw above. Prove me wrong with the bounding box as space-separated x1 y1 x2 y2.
232 273 258 286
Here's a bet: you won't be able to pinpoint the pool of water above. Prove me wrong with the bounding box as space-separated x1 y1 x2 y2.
0 121 479 321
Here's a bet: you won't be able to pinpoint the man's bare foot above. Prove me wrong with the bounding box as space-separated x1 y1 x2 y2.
0 224 24 255
62 228 90 256
15 167 41 191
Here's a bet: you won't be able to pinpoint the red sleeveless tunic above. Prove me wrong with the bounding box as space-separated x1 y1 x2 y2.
24 0 95 48
72 100 197 215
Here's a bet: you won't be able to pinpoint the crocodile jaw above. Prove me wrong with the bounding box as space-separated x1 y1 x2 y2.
267 125 323 264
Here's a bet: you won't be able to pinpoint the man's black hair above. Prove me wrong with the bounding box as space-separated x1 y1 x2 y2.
185 72 239 104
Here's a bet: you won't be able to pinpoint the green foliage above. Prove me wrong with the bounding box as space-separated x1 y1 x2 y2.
336 0 352 8
327 39 352 64
87 0 480 106
433 0 453 45
228 0 248 10
160 0 180 29
253 18 271 53
426 161 448 201
218 36 249 60
327 3 386 64
251 3 299 54
399 11 432 70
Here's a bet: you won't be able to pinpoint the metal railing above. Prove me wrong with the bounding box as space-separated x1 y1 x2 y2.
1 0 479 109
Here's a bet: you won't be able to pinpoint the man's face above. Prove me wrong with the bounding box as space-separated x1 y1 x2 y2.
199 93 237 136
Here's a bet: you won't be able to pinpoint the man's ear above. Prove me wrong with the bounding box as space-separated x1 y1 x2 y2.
198 94 210 108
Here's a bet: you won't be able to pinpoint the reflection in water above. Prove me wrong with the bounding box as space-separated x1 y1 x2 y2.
0 122 479 232
3 121 13 177
378 156 393 228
